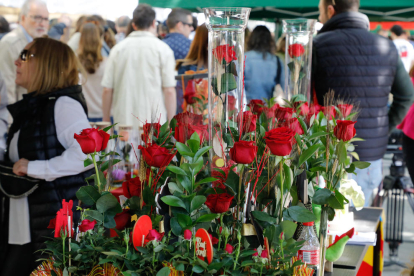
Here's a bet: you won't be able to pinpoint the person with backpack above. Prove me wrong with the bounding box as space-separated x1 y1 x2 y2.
244 26 284 102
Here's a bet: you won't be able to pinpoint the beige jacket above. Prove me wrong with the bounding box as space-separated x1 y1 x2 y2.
0 26 29 106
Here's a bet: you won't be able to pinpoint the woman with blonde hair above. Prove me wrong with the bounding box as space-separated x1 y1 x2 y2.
0 37 93 275
78 22 107 121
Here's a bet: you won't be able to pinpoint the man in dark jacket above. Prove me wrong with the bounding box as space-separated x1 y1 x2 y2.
312 0 414 206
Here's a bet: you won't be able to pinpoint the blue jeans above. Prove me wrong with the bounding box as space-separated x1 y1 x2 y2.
349 159 382 207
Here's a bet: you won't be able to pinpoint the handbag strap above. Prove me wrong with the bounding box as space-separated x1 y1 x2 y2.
275 55 282 85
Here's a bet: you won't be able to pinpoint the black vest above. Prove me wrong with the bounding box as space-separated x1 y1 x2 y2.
313 12 399 161
6 85 93 254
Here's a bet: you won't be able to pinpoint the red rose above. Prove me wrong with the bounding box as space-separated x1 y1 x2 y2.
321 106 336 120
239 111 257 133
288 43 305 58
54 199 74 238
262 105 278 119
279 118 304 135
122 177 142 198
264 127 296 156
337 104 353 118
146 229 164 241
209 234 219 245
212 44 237 64
212 166 230 190
205 193 234 213
261 249 269 258
141 123 162 143
229 141 258 164
114 210 131 231
47 218 56 229
184 80 197 104
184 229 192 240
294 101 309 116
74 128 110 154
306 103 322 123
248 99 265 115
174 122 208 144
228 95 237 111
79 219 96 232
139 143 176 168
334 120 356 142
275 107 293 122
225 244 234 254
174 112 203 125
253 249 259 257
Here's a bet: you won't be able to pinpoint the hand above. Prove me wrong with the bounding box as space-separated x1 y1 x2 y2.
13 158 29 176
58 15 72 28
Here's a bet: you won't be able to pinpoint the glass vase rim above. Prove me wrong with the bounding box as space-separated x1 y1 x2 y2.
282 19 317 24
203 7 252 12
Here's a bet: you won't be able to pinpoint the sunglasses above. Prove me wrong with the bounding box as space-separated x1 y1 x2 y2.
180 21 193 28
20 49 35 62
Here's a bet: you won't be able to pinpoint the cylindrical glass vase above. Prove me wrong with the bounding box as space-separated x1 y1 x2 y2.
204 7 251 167
283 19 316 103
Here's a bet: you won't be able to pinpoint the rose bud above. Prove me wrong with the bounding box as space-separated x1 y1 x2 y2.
275 107 293 122
79 219 96 232
239 111 257 133
122 177 142 198
248 99 265 115
138 143 176 168
205 193 234 213
229 140 258 164
334 120 357 142
184 229 192 240
225 243 234 254
337 104 353 118
74 128 110 154
288 43 305 58
279 118 304 135
264 127 296 156
146 229 165 241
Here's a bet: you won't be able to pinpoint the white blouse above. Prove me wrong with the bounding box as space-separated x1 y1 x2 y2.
9 96 94 244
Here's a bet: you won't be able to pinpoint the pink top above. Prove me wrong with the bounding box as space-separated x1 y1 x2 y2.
397 77 414 139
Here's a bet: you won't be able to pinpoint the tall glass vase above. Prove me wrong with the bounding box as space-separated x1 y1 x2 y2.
204 7 250 168
283 19 316 103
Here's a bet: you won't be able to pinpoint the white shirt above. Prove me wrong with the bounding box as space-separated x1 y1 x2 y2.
393 38 414 72
81 58 107 119
101 31 176 129
9 96 93 244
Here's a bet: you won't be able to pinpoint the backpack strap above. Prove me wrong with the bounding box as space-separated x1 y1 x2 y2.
275 55 282 84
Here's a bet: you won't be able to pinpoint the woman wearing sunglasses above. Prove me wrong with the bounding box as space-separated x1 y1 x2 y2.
0 37 93 275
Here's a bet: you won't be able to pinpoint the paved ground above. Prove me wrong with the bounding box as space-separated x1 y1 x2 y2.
381 154 414 276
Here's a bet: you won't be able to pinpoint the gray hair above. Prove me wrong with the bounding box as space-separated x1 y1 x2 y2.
20 0 47 19
116 16 130 28
166 8 192 30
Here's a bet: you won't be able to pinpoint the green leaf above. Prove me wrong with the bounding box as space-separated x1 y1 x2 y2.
167 165 187 176
252 211 277 223
168 182 184 194
328 190 348 210
309 166 326 172
352 161 370 169
103 123 118 133
177 213 193 228
337 141 347 165
345 163 356 174
298 144 322 167
194 146 212 162
285 206 316 223
84 210 104 222
313 188 333 205
350 137 364 142
100 159 121 172
307 132 327 140
349 151 360 161
161 196 186 209
170 217 182 236
191 195 206 212
297 117 308 135
290 186 299 206
156 267 170 276
195 177 217 186
84 158 93 167
177 174 192 193
76 185 101 205
187 139 200 154
196 213 218 223
96 193 122 214
211 73 237 95
143 186 155 206
280 220 297 240
283 163 293 191
192 265 204 273
208 262 223 271
175 142 194 157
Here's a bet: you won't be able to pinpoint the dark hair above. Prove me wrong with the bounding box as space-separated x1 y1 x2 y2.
0 15 10 33
323 0 359 13
106 20 117 34
247 26 275 59
391 25 404 36
133 4 156 30
166 8 192 30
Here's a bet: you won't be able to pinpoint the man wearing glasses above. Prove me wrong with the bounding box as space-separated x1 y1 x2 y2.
0 0 49 106
163 8 194 60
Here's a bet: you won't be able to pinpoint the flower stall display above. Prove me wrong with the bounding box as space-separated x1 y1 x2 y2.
32 8 369 276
